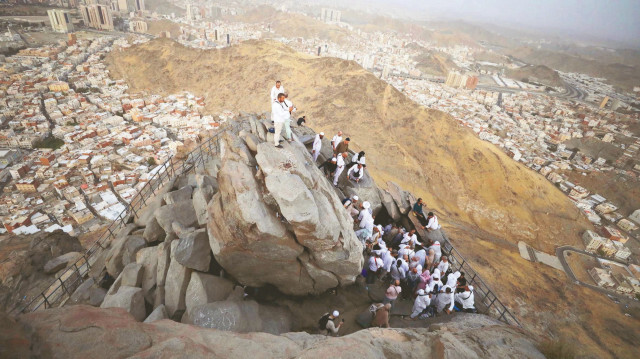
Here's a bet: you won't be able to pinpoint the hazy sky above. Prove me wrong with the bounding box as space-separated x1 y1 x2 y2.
349 0 640 46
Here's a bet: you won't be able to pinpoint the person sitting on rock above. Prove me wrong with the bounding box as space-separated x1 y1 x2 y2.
312 132 324 162
335 137 350 155
436 286 455 314
412 198 428 225
423 212 441 231
324 310 343 336
347 163 365 183
331 131 343 153
371 303 392 328
410 289 433 319
297 115 306 126
454 286 476 313
350 151 365 166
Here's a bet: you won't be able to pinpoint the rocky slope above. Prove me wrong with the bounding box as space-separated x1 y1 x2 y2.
1 305 545 359
103 39 640 358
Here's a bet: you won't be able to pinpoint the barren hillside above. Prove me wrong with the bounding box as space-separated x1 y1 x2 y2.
413 49 460 77
105 38 639 358
506 65 563 87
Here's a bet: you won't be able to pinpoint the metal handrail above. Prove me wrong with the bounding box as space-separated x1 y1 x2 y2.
9 121 239 315
439 232 522 328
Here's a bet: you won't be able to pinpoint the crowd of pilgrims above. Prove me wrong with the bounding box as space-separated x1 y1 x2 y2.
269 81 476 333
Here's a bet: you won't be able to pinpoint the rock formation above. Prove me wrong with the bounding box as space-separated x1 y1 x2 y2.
4 305 545 359
206 130 363 295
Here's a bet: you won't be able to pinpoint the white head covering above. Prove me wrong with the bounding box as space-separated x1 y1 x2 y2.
352 195 359 201
417 289 425 295
468 286 474 292
319 132 324 135
332 310 339 317
363 201 370 209
432 268 441 280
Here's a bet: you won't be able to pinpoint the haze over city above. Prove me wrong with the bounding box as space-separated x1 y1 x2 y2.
0 0 639 358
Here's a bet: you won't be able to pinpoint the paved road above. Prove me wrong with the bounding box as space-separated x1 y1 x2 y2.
556 246 633 301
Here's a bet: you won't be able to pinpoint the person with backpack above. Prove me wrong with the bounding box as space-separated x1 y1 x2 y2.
454 286 476 313
384 280 402 307
319 310 343 336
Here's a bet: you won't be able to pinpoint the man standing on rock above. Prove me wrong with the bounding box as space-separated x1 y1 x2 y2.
335 137 350 155
283 93 296 142
270 80 285 103
312 132 324 162
333 152 348 186
331 131 343 153
271 93 292 148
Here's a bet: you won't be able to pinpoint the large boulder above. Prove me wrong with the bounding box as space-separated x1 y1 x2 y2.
100 286 146 322
154 201 198 237
143 217 165 243
43 251 82 274
337 167 383 216
165 240 192 319
185 273 234 315
387 181 411 215
164 185 193 205
207 133 363 296
105 235 146 278
187 300 292 334
68 278 107 306
15 305 546 359
136 247 158 306
174 229 211 272
144 304 168 323
380 188 402 221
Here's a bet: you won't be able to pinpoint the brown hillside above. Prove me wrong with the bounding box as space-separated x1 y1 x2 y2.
105 38 639 358
506 65 563 87
414 50 459 77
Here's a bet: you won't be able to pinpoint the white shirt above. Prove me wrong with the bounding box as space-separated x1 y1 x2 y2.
368 256 383 271
436 288 455 313
331 135 342 149
436 260 449 274
352 153 365 165
284 99 295 115
426 279 442 293
347 164 364 179
382 251 394 272
313 134 322 152
336 155 345 169
398 245 414 259
412 293 431 313
426 215 440 230
270 85 285 102
414 249 426 268
271 100 290 123
455 290 475 309
401 233 420 247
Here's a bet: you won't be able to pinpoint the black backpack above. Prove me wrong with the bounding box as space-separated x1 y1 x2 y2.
318 313 331 329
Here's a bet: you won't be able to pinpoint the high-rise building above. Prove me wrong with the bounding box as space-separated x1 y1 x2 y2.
48 9 74 33
446 71 476 89
465 76 479 90
80 4 114 31
129 20 147 33
134 0 144 12
321 8 341 23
